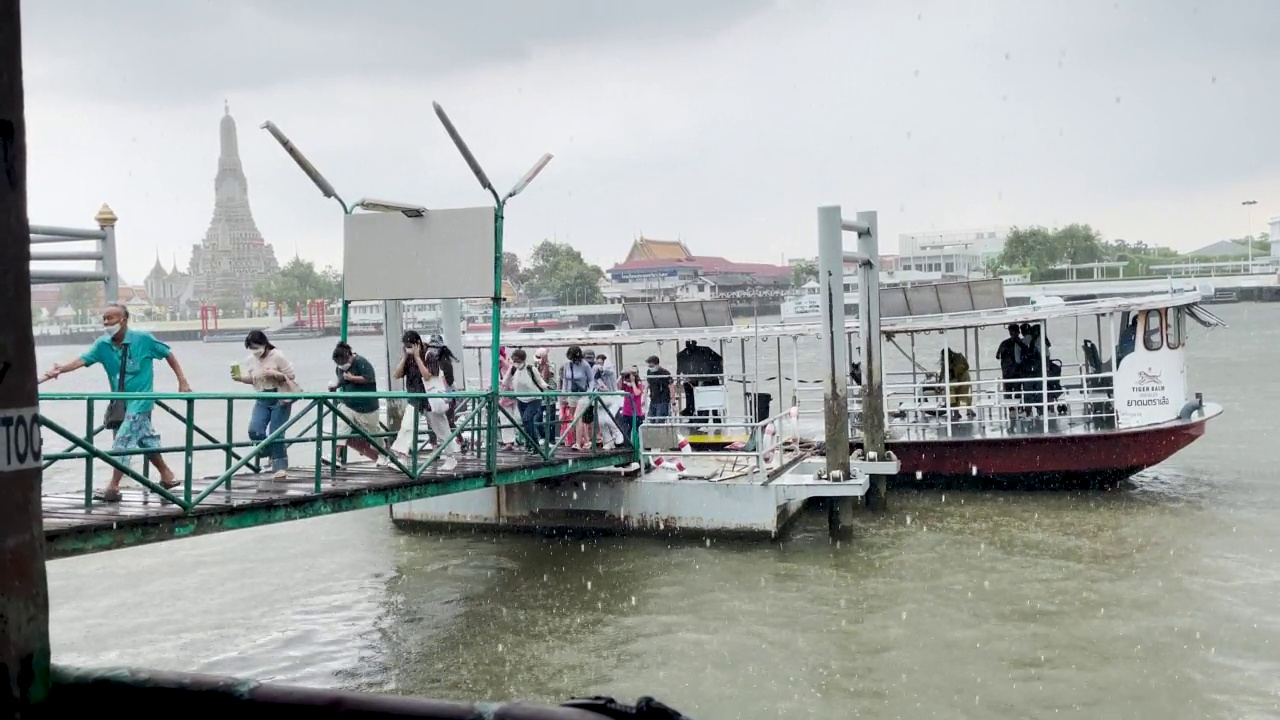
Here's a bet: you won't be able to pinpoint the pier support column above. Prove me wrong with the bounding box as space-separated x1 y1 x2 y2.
855 211 888 513
0 0 53 712
441 300 464 388
818 206 853 539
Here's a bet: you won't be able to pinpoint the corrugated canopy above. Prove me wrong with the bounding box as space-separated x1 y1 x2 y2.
880 278 1006 318
624 300 733 330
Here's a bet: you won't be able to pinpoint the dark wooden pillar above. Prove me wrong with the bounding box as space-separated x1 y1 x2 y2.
0 0 52 715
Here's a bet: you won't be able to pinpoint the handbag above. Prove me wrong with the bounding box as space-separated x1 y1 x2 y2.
104 342 130 430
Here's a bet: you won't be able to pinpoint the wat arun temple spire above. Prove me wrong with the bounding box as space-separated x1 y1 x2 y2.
189 102 280 304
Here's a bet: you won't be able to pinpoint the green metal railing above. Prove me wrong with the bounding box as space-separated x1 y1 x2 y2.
37 389 640 512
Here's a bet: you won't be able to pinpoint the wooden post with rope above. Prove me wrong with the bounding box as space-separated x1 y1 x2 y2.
0 0 52 714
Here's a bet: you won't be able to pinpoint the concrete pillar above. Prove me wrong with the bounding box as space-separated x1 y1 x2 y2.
817 206 850 480
856 211 888 511
0 0 53 710
381 300 404 390
818 206 853 541
440 299 464 388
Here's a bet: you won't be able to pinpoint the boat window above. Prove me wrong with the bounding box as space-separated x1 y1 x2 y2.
1143 309 1164 351
1167 307 1184 349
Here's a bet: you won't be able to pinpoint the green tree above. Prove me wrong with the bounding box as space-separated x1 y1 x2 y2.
791 259 817 286
523 240 604 305
996 224 1105 277
254 258 343 311
502 251 528 300
58 282 100 324
1233 234 1271 254
212 291 247 318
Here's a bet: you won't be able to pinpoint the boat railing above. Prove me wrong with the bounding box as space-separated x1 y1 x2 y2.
791 365 1118 437
36 389 637 510
879 367 1118 436
637 407 802 477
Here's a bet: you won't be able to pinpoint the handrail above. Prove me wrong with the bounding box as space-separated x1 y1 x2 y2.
38 389 640 512
637 406 800 477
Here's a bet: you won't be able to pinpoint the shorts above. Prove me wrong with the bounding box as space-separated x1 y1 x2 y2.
338 407 383 442
112 412 161 453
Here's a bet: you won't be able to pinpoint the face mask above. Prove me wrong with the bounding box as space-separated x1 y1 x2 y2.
647 364 656 370
338 362 352 371
404 346 415 355
103 324 120 338
250 346 265 357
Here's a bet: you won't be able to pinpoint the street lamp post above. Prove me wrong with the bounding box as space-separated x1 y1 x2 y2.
1243 200 1258 270
431 102 553 477
260 120 355 341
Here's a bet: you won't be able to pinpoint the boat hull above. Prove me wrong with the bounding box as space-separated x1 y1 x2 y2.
859 404 1220 487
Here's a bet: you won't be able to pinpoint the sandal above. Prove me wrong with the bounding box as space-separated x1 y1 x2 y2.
158 478 181 490
93 487 122 503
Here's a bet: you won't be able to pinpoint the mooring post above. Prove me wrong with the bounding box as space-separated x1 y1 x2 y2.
817 206 853 539
856 211 889 512
0 0 53 712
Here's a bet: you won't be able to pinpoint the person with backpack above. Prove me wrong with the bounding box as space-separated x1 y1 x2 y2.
506 348 548 452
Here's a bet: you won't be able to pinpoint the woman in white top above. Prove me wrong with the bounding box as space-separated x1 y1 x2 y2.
505 348 549 452
232 330 299 482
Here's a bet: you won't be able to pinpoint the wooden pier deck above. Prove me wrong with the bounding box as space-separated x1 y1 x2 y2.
41 448 635 559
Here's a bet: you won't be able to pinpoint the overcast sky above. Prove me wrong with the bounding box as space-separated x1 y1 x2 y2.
20 0 1280 283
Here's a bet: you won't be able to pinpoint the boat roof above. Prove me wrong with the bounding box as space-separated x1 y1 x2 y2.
462 291 1227 349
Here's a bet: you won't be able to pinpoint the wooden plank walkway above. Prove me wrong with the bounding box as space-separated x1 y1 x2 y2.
42 448 636 559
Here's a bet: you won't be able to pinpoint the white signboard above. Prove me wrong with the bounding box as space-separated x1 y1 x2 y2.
343 207 496 301
1114 349 1186 428
0 406 42 472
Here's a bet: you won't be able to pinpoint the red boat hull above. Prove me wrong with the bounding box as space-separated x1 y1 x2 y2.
862 412 1215 486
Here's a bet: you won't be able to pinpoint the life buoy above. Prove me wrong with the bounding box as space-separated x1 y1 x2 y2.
762 422 778 463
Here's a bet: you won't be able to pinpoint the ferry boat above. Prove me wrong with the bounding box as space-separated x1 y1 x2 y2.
844 291 1225 485
454 286 1225 487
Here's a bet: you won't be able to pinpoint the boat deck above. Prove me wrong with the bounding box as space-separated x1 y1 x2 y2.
41 447 635 559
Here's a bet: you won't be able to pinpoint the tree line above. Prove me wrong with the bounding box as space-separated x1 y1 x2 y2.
994 224 1271 280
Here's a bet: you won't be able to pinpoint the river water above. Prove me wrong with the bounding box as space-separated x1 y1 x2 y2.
37 303 1280 718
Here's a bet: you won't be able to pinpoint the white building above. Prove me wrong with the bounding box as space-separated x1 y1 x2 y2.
897 227 1009 276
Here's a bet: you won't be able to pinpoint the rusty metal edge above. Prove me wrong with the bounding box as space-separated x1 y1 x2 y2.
50 664 623 719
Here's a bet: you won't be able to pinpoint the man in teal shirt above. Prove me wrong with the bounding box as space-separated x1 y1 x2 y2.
41 303 192 503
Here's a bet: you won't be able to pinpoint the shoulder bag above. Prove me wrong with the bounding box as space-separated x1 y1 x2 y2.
104 343 130 430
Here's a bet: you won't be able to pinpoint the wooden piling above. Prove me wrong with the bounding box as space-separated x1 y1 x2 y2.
0 1 53 712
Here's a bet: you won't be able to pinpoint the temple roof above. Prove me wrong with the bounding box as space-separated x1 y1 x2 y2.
624 237 692 263
146 254 167 280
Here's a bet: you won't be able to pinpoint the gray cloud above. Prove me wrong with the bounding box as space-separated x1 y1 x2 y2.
18 0 1280 285
24 0 771 101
